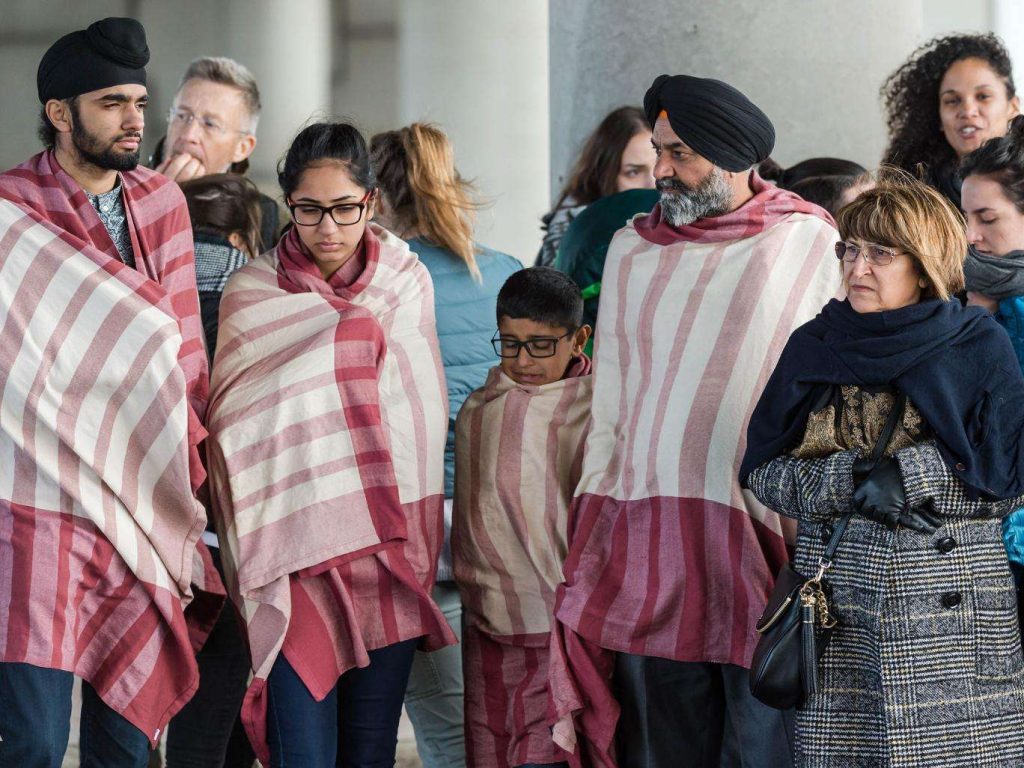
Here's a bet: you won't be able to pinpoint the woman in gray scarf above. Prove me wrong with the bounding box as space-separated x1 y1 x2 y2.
961 112 1024 589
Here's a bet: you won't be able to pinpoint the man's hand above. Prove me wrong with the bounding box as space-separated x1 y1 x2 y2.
156 153 206 182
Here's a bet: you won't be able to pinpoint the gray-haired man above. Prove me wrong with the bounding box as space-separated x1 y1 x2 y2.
155 56 278 248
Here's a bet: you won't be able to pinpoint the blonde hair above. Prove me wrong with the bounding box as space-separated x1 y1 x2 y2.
835 167 966 300
370 123 483 280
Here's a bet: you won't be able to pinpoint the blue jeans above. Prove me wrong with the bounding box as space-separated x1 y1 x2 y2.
0 662 149 768
266 638 419 768
404 582 466 768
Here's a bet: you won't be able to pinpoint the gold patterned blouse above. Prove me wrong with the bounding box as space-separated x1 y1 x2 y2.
790 385 927 459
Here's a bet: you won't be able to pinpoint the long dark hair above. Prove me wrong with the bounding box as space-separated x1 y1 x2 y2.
278 122 375 200
179 173 263 257
758 157 867 189
961 113 1024 212
881 33 1015 174
553 106 650 210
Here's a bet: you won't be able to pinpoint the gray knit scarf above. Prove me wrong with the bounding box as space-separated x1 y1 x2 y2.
963 246 1024 300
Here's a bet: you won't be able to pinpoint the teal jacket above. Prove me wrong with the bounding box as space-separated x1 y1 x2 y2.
411 237 521 500
997 296 1024 572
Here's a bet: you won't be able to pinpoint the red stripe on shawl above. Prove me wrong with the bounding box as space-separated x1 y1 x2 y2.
642 245 726 490
0 151 209 473
4 505 36 660
558 495 785 666
2 508 204 744
0 154 220 744
49 515 76 665
633 170 835 246
547 617 618 768
618 247 684 499
460 394 531 634
464 626 571 768
595 239 651 498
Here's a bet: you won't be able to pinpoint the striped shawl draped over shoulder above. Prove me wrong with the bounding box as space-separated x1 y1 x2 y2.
551 173 841 763
453 357 592 640
207 223 448 710
0 151 214 745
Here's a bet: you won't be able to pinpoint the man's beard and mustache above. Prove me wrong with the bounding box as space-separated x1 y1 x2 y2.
657 167 734 227
69 104 141 172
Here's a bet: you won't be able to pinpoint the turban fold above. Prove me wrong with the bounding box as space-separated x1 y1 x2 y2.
644 74 775 171
38 17 149 103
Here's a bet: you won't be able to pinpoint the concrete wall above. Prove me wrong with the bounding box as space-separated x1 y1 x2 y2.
397 0 549 263
0 0 547 261
548 1 930 197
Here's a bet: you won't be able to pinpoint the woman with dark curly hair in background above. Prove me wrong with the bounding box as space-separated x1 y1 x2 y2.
882 33 1019 207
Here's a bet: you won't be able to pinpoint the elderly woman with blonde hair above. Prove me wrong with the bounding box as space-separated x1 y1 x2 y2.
740 171 1024 767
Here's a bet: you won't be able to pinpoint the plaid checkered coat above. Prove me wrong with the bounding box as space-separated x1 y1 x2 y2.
748 441 1024 767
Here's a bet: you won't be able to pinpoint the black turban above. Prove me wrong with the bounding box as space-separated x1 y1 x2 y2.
38 17 149 103
643 74 775 171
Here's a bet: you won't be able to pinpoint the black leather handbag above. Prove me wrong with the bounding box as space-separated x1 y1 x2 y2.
748 390 906 710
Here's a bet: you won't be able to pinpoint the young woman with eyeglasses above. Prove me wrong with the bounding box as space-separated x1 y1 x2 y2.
206 122 455 768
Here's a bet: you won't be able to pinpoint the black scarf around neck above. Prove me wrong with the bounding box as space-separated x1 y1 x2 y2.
741 298 1024 499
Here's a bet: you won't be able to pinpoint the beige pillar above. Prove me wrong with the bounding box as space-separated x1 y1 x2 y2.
398 0 550 263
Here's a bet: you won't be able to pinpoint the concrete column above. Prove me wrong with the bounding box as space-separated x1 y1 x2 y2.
398 0 549 263
993 0 1024 72
222 0 333 189
549 1 927 196
137 0 332 192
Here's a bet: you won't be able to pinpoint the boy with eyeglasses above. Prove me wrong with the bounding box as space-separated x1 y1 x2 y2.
452 267 591 768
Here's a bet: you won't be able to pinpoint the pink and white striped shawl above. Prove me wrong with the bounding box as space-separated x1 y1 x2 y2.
0 163 213 745
552 174 841 760
453 358 592 640
453 358 592 767
207 224 448 755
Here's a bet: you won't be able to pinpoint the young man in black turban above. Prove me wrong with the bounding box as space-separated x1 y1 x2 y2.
0 18 217 767
550 74 842 768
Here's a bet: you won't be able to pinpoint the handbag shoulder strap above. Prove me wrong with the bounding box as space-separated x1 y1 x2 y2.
822 390 907 561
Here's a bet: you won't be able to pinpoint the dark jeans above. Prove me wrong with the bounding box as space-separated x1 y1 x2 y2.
165 548 254 768
266 637 419 768
0 661 149 768
614 656 794 768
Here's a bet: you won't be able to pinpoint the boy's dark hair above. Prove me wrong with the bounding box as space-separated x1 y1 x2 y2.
496 266 583 329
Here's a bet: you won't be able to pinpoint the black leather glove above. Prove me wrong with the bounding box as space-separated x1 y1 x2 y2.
854 457 944 534
852 456 906 530
896 501 943 535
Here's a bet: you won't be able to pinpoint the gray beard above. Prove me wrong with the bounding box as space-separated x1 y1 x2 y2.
658 167 734 227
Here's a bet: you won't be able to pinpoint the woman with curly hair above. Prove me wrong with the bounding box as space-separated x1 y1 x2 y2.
882 33 1019 207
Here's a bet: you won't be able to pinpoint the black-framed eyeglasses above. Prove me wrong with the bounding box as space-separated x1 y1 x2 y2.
289 190 372 227
834 240 899 266
491 329 575 358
